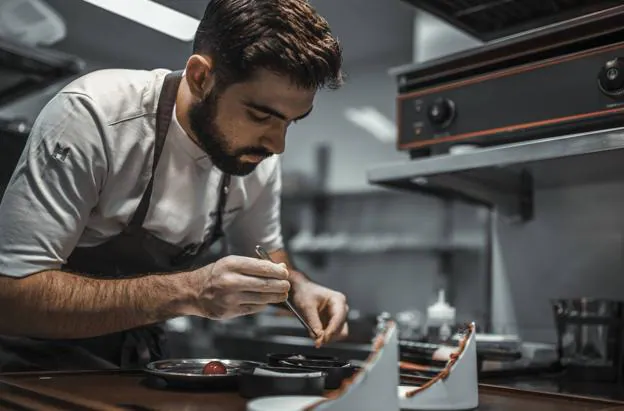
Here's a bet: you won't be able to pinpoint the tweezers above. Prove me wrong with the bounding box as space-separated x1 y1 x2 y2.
255 245 319 339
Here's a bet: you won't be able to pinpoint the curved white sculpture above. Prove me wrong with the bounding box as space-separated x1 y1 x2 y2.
399 322 479 411
306 320 400 411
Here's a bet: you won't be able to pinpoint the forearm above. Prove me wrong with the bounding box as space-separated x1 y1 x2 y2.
0 269 198 339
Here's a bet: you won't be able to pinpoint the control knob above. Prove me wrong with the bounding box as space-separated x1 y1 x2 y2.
598 57 624 98
427 97 456 128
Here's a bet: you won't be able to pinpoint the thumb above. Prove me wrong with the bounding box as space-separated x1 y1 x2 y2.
299 303 324 344
277 263 289 279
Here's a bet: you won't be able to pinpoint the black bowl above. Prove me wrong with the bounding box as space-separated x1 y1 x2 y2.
267 354 356 390
267 353 338 366
238 366 326 399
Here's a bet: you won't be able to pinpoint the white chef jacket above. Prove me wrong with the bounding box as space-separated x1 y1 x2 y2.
0 68 284 277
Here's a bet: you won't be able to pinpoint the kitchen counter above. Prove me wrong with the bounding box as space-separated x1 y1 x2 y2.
1 369 624 411
0 370 246 411
482 372 624 403
213 327 624 407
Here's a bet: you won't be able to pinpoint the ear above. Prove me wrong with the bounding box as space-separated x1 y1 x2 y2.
185 55 216 100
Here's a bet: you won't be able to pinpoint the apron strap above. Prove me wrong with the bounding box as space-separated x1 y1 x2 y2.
172 173 231 265
129 70 184 228
211 173 231 241
120 70 181 369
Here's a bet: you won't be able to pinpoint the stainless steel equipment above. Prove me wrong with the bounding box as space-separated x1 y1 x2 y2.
552 298 624 382
403 0 621 42
391 5 624 156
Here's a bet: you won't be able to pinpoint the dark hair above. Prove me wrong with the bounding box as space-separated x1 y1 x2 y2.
193 0 344 91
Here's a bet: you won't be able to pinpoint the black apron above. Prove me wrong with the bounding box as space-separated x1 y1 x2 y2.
0 70 231 372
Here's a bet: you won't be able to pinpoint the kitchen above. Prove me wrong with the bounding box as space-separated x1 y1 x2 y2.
1 0 624 410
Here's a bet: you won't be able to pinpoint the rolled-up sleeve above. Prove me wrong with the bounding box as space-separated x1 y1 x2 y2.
0 92 107 277
226 159 284 257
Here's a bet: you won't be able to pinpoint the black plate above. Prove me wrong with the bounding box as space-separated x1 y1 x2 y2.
267 353 338 366
267 353 355 389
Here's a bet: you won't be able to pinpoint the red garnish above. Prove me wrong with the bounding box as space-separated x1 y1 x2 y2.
202 361 227 375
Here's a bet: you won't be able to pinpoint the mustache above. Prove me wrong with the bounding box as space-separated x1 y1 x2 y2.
234 147 274 158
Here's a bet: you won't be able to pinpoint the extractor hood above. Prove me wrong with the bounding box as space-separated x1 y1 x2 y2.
403 0 623 42
0 35 84 108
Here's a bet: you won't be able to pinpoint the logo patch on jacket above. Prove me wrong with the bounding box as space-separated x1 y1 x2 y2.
52 143 70 161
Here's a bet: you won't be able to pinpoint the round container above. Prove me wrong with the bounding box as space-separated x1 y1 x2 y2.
267 354 355 389
143 358 260 389
267 353 338 366
238 366 326 399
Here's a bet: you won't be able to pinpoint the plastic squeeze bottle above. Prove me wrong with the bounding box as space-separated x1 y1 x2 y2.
426 289 456 342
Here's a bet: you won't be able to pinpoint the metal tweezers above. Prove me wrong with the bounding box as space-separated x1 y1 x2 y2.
255 245 318 338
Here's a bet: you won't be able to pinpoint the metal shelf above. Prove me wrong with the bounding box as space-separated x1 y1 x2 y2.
367 127 624 222
288 233 484 255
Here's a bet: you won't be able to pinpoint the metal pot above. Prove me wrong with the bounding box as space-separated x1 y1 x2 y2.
551 298 624 382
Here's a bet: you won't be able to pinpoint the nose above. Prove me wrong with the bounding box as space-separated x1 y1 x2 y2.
262 124 287 154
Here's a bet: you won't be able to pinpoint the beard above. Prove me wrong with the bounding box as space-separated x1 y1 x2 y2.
188 92 273 176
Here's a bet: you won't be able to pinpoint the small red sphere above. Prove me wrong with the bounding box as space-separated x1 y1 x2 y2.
202 360 227 375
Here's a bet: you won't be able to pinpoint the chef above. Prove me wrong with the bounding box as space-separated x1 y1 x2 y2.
0 0 348 371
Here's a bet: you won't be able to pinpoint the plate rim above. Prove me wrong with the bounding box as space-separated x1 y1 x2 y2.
144 358 261 379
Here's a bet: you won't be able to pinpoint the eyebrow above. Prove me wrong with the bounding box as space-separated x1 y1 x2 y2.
244 101 313 122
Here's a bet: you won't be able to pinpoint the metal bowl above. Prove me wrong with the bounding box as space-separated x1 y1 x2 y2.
144 358 261 389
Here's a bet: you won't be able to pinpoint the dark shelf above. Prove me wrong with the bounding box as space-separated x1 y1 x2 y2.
288 234 484 255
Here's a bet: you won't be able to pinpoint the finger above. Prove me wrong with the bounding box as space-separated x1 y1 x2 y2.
322 298 349 344
314 333 325 349
336 322 349 341
298 303 325 344
237 291 289 305
222 255 289 279
225 274 291 294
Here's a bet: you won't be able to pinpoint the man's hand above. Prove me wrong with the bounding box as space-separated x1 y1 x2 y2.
185 255 291 320
290 280 349 347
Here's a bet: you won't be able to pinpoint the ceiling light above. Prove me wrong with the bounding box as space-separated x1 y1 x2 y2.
80 0 199 41
344 106 397 143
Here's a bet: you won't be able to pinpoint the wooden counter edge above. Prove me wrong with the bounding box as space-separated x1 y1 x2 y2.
401 374 624 407
3 370 624 410
0 375 125 411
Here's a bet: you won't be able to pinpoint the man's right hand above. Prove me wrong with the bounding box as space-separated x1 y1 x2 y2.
185 255 291 320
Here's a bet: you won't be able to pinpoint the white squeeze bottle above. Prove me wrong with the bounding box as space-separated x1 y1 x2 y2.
426 289 456 341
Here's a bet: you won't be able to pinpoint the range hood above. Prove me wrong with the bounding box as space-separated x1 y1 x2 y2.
0 35 84 109
403 0 623 42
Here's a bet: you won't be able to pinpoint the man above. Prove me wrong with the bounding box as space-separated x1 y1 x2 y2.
0 0 348 371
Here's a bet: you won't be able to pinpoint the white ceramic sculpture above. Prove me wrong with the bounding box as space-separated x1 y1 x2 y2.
398 322 479 411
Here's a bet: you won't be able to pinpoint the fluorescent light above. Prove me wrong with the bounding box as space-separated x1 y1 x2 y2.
81 0 199 41
344 106 397 143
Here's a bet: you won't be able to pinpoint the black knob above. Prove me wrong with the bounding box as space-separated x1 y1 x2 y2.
427 98 456 127
598 57 624 98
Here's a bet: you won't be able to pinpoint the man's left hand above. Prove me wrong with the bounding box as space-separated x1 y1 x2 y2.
290 280 349 347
